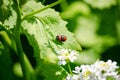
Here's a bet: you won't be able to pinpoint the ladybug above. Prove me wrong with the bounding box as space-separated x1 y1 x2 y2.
56 35 67 42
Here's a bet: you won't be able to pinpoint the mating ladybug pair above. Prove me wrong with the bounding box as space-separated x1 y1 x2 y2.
56 35 67 42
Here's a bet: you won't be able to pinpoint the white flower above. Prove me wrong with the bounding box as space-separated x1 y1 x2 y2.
57 49 68 55
79 65 96 80
72 66 81 73
58 59 66 65
72 74 79 80
66 60 119 80
68 50 78 62
66 74 79 80
66 74 73 80
57 49 78 65
92 60 119 79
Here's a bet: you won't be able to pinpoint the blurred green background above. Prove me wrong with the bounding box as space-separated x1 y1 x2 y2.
0 0 120 80
42 0 120 65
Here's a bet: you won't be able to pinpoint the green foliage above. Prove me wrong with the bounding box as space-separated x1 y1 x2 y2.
83 0 117 9
60 0 120 64
107 76 117 80
0 0 120 80
0 39 13 80
0 0 14 22
0 0 82 79
21 1 82 64
61 1 90 19
3 7 17 29
36 62 67 80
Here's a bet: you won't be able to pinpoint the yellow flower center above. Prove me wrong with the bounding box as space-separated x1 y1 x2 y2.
101 62 109 69
83 70 91 79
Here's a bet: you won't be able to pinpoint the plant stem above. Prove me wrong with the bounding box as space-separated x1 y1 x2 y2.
67 62 73 75
12 0 35 79
23 0 62 19
59 0 68 11
14 32 27 78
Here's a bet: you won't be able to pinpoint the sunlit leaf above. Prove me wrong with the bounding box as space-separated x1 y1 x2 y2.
3 7 17 29
21 1 82 64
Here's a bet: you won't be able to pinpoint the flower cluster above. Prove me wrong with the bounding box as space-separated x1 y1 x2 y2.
66 60 120 80
57 49 78 65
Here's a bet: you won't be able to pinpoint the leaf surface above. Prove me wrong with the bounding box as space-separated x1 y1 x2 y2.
21 1 82 64
36 62 67 80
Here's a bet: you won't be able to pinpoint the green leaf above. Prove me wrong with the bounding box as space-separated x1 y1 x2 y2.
35 62 67 80
0 0 17 30
3 7 17 29
75 16 116 47
0 46 13 80
61 1 90 19
21 1 82 64
0 0 13 22
2 0 12 6
21 18 52 64
0 41 4 49
83 0 117 9
107 76 116 80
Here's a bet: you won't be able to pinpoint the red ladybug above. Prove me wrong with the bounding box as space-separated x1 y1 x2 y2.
56 35 67 42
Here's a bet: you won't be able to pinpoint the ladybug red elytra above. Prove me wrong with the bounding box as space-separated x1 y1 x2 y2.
56 35 67 42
